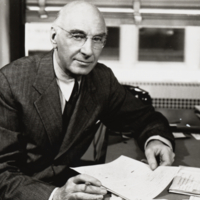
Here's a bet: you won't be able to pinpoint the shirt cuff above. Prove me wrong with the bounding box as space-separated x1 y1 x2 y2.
48 187 59 200
144 135 173 150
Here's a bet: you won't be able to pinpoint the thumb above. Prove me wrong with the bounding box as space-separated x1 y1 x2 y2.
145 149 158 170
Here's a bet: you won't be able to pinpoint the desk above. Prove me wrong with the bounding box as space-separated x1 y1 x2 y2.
156 108 200 133
105 108 200 200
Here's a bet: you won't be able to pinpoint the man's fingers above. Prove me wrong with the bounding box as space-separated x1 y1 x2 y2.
159 150 175 166
73 174 102 187
145 149 158 170
73 183 107 195
145 140 175 170
71 192 104 200
70 174 107 195
53 182 106 200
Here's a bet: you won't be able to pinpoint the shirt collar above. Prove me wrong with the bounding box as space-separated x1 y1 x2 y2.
53 52 75 83
53 51 81 101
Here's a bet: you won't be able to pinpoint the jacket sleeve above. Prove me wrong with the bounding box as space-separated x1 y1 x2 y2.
100 68 175 151
0 71 55 200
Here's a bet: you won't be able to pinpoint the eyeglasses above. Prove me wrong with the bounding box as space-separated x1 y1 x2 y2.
57 26 107 50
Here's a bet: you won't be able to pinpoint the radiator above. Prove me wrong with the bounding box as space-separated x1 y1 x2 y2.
121 81 200 109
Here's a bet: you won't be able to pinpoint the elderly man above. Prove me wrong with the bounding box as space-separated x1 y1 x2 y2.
0 1 175 200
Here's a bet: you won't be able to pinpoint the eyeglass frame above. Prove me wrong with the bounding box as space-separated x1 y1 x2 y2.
56 25 107 50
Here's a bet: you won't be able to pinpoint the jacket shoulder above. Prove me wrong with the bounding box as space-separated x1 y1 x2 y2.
90 62 115 82
86 62 121 98
93 62 113 74
0 52 48 75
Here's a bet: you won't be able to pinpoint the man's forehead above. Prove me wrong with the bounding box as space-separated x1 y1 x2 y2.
59 3 106 35
62 14 106 35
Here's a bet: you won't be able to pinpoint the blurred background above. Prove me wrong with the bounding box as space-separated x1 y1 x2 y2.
1 0 200 109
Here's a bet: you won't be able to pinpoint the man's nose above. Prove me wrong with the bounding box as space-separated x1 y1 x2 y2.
80 38 93 57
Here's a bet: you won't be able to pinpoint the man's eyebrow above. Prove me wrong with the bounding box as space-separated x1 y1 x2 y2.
69 29 107 36
95 32 107 37
69 29 86 34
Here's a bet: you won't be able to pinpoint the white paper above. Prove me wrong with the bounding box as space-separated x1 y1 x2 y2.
190 196 200 200
173 132 187 138
72 155 179 200
191 134 200 140
110 194 123 200
169 167 200 197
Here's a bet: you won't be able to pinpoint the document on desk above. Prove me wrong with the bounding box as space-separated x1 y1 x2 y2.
169 166 200 197
173 132 188 139
72 155 179 200
191 133 200 140
190 197 200 200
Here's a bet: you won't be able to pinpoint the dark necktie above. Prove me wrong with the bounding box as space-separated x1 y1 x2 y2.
62 79 79 134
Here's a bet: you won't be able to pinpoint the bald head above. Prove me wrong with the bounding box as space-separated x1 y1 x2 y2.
50 1 107 77
53 1 106 33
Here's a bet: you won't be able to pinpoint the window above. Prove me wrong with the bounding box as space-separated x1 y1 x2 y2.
100 27 120 60
138 28 185 62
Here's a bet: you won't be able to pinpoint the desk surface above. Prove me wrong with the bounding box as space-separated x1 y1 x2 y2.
156 108 200 133
105 108 200 200
156 108 200 125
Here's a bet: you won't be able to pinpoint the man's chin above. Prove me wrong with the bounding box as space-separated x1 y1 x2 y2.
74 65 95 75
69 67 94 77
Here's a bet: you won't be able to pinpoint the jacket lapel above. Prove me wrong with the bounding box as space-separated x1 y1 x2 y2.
55 76 97 160
32 51 62 149
32 51 98 158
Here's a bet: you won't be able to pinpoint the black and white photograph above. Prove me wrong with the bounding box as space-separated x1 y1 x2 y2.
0 0 200 200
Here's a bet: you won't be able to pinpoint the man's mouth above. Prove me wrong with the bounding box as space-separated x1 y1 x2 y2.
75 59 93 65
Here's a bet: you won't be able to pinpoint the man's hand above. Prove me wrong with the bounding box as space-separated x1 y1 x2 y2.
53 174 107 200
145 140 175 170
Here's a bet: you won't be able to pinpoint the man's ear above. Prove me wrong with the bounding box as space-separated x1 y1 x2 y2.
50 27 57 49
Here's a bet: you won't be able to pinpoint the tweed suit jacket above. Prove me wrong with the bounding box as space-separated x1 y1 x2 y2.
0 51 174 200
